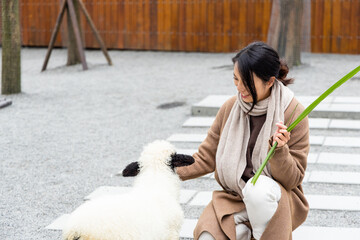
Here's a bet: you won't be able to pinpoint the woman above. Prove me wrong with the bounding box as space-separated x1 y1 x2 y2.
175 42 310 240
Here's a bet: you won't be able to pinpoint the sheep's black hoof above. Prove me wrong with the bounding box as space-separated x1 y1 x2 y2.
122 161 140 177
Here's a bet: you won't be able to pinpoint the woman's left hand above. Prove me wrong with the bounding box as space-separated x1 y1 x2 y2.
272 121 291 148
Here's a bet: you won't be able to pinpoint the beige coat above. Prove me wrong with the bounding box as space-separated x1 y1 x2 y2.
176 95 310 240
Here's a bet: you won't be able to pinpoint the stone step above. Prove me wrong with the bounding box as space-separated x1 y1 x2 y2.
183 117 360 131
191 95 360 119
46 215 360 240
180 220 360 239
307 171 360 185
168 134 360 148
180 219 360 239
177 149 360 166
83 186 197 204
188 191 360 211
167 134 322 146
59 186 360 211
197 170 360 185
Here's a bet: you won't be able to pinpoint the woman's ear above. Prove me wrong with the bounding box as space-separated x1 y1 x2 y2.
268 77 276 88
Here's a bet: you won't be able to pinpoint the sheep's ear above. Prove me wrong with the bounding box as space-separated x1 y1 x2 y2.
122 161 140 177
170 153 195 169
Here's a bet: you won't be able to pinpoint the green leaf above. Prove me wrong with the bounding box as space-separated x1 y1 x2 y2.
251 65 360 185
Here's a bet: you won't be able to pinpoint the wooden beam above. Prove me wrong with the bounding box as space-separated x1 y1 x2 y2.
77 0 112 65
41 0 67 71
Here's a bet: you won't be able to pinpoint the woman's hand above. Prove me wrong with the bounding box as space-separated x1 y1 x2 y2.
272 121 291 148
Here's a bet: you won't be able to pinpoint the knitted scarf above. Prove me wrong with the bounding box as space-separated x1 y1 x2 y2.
216 79 294 198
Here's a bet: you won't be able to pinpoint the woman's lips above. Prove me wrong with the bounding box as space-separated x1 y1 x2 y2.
241 93 250 99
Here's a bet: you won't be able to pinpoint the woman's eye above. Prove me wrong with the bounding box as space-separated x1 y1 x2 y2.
233 78 238 81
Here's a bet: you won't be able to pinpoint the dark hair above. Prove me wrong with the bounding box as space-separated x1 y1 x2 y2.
232 41 294 114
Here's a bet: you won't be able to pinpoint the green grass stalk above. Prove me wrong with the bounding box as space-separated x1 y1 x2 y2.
251 65 360 185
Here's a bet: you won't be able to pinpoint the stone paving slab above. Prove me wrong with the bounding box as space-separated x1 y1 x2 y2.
46 214 69 230
292 226 360 240
85 186 131 200
315 103 360 112
176 149 198 156
303 172 310 183
47 215 360 240
330 119 360 130
307 153 318 164
177 149 360 166
177 148 315 164
169 134 325 146
324 137 360 147
183 116 360 130
324 136 360 148
180 219 198 238
308 171 360 185
183 117 337 130
180 219 360 240
197 170 360 185
334 97 360 104
57 185 360 213
85 186 197 205
193 95 360 108
200 171 311 183
200 173 215 179
167 134 207 143
317 152 360 165
296 96 335 104
189 192 360 211
188 191 213 206
306 195 360 211
48 217 200 238
191 95 360 119
183 117 216 127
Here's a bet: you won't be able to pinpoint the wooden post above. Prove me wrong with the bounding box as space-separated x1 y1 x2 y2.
66 0 82 66
1 0 21 94
42 0 112 71
66 0 88 70
267 0 303 67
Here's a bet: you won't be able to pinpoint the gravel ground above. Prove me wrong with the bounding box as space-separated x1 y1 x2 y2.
0 48 359 239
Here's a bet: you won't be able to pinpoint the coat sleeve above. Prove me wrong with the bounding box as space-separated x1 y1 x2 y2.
175 99 229 181
268 112 310 191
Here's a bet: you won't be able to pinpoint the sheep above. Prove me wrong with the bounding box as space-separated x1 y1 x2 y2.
62 140 195 240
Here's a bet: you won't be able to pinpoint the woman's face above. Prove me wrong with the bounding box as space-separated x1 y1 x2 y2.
233 62 274 103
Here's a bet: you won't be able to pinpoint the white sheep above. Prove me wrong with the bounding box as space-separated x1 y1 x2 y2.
62 140 194 240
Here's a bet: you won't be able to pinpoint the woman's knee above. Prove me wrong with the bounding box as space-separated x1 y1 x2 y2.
242 175 281 205
198 231 216 240
241 176 282 240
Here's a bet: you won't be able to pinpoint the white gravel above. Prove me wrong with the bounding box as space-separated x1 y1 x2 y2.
0 48 359 239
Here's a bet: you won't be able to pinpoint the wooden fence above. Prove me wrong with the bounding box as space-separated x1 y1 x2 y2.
311 0 360 54
0 0 359 54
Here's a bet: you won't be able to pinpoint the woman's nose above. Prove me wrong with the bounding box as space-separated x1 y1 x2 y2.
237 81 245 92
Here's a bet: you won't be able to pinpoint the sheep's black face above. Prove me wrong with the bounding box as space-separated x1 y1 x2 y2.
122 153 194 176
170 153 195 171
122 161 140 177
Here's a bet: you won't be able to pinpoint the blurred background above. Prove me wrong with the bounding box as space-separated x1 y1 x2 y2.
0 0 358 54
